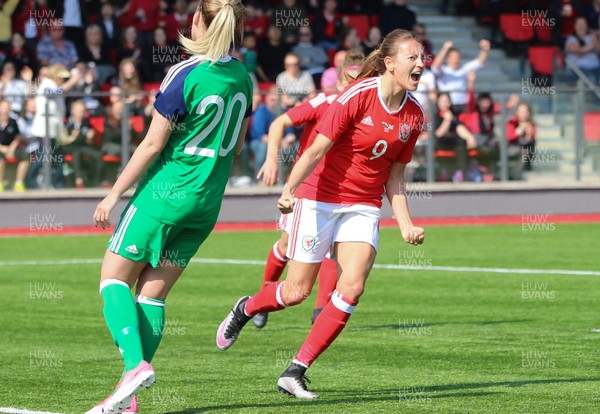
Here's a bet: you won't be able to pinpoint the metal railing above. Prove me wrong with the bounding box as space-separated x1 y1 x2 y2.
1 84 598 190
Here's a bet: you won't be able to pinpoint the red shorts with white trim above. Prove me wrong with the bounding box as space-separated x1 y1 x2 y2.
287 198 380 264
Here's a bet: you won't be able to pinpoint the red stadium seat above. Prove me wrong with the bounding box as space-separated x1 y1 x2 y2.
344 15 370 40
499 14 534 42
103 155 121 163
130 116 145 135
435 150 457 158
142 82 161 93
528 46 559 76
64 154 73 162
584 112 600 141
468 149 479 157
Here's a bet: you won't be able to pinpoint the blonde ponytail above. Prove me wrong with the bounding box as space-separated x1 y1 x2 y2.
179 0 245 63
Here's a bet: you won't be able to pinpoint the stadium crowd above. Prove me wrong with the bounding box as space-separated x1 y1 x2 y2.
0 0 598 191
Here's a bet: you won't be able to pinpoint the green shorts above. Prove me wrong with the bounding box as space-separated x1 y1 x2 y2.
107 204 213 268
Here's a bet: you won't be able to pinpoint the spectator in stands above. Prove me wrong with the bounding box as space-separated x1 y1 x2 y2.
362 26 382 56
0 61 29 116
342 27 364 54
59 99 103 188
0 0 19 47
241 32 258 78
118 26 143 66
6 33 36 73
271 0 307 45
431 39 490 114
36 23 79 69
164 0 192 42
0 99 21 192
120 0 161 49
244 2 269 41
257 25 290 82
379 0 417 37
102 99 138 158
413 23 433 69
98 3 121 52
248 87 282 184
313 0 345 53
70 61 103 113
506 101 536 175
565 17 600 84
12 97 37 191
434 92 478 181
12 0 47 52
292 26 329 86
276 52 316 106
80 25 112 67
29 64 82 188
142 27 179 83
320 50 345 92
583 0 600 33
117 57 143 111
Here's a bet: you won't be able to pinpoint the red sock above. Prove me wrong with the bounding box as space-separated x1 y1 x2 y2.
293 290 357 368
262 241 288 286
244 280 288 316
315 258 337 309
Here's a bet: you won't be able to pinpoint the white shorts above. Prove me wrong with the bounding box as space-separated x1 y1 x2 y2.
287 198 381 264
278 212 293 234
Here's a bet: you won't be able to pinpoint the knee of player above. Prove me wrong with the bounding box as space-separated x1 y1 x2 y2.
282 282 312 306
337 280 365 302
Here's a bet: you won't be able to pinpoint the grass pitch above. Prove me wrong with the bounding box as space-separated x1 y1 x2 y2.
1 223 599 413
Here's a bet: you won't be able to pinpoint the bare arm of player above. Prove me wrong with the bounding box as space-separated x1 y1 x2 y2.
93 109 173 228
277 132 334 214
235 118 250 156
386 162 424 246
257 113 293 186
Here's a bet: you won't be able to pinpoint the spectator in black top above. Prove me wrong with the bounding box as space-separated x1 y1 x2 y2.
142 27 180 82
362 26 382 56
98 3 121 53
256 25 291 82
313 0 345 53
379 0 417 37
59 99 103 188
6 33 36 73
0 99 21 192
118 25 143 66
80 25 112 66
583 0 600 33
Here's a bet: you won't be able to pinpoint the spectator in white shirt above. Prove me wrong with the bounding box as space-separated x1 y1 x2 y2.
431 39 490 114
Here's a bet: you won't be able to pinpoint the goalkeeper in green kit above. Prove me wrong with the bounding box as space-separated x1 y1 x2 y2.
86 1 252 413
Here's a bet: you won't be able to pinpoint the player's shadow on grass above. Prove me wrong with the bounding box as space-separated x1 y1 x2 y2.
348 318 532 332
162 390 501 413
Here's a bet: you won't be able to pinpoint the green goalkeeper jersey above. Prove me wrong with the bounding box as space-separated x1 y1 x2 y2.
130 55 253 228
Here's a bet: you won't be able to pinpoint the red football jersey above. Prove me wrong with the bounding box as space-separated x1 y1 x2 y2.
287 92 338 160
295 77 425 208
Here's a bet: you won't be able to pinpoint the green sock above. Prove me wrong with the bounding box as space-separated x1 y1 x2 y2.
136 295 165 362
100 280 145 371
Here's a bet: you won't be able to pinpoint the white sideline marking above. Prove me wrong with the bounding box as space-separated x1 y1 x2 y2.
0 257 598 277
0 408 63 414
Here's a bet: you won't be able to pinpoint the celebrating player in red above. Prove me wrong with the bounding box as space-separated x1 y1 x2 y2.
217 29 425 398
250 51 365 329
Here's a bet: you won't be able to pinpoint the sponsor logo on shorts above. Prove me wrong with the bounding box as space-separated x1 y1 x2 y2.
301 235 317 253
125 244 139 255
399 123 411 142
